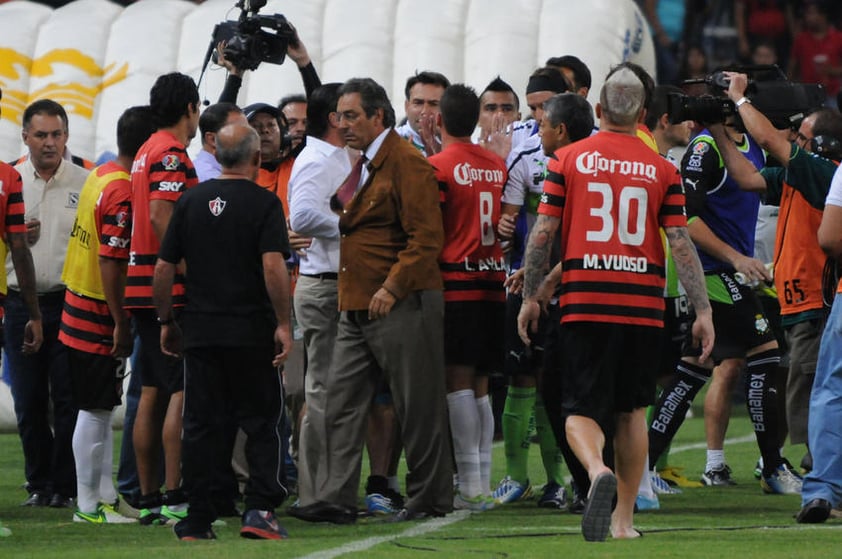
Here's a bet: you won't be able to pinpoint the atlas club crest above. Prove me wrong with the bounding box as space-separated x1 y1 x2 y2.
209 197 226 216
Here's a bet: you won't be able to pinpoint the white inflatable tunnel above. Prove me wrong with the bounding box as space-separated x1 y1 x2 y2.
0 0 653 429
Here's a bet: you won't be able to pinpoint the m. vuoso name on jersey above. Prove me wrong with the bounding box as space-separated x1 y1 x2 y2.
452 162 505 187
583 253 649 273
575 150 658 181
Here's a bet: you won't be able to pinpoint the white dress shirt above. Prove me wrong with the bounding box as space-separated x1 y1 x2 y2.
288 135 352 275
10 157 88 293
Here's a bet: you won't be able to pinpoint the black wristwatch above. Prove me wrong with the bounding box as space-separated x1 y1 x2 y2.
157 316 174 326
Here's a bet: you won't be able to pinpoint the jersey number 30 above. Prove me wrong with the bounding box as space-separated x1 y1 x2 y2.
586 182 648 247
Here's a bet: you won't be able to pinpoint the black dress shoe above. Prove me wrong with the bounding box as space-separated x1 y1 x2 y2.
21 492 50 507
48 494 76 509
287 501 357 524
796 498 832 524
386 508 431 523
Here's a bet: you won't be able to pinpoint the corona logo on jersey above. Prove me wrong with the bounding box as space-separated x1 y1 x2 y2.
575 150 658 181
452 162 505 187
0 47 128 125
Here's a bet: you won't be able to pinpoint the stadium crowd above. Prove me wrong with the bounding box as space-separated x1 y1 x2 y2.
2 0 842 544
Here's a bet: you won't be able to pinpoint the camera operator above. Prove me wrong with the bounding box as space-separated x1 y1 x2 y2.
678 84 797 494
216 23 321 113
708 71 842 489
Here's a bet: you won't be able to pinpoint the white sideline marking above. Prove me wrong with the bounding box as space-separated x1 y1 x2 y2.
296 510 471 559
671 433 756 454
306 434 757 558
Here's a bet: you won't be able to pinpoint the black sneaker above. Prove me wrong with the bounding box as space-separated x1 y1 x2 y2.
240 509 288 540
173 518 216 540
537 482 568 509
568 482 586 515
796 498 831 524
701 464 736 486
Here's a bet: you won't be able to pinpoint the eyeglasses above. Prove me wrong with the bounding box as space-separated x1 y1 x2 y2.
336 111 361 124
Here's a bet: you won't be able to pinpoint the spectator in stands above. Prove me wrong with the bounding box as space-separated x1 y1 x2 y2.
735 0 795 67
788 0 842 108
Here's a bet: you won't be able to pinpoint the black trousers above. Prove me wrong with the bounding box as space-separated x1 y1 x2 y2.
182 345 287 526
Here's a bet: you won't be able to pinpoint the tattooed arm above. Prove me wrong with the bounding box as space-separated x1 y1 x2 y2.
517 213 560 344
665 225 715 362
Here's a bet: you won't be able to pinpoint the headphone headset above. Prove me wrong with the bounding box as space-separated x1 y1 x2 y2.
811 135 842 162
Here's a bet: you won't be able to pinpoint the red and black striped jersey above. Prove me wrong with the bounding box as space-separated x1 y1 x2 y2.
430 142 507 303
0 162 27 295
127 130 196 309
538 131 686 327
58 290 114 355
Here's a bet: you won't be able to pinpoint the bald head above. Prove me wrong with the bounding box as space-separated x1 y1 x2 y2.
599 67 644 128
216 123 260 171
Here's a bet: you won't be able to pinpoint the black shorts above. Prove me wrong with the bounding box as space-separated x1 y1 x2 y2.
133 309 184 394
68 347 123 411
559 322 660 423
657 295 693 377
444 300 505 373
503 292 551 378
703 273 778 363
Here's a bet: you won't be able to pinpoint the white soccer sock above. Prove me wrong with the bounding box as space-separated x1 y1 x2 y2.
637 454 656 499
447 389 481 498
99 411 118 505
476 395 494 496
706 449 726 472
73 409 111 513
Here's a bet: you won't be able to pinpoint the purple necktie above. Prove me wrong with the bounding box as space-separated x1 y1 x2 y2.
335 154 367 208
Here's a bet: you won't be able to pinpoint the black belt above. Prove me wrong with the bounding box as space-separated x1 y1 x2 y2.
300 272 338 280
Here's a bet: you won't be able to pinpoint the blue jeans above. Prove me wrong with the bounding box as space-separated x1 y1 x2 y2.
802 294 842 507
5 290 77 497
117 335 142 505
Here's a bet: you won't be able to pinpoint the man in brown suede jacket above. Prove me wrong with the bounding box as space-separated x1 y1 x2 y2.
290 77 453 524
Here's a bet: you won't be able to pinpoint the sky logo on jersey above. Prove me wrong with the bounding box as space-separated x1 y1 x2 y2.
162 155 180 171
452 163 505 187
158 181 183 192
209 197 226 216
575 150 657 180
